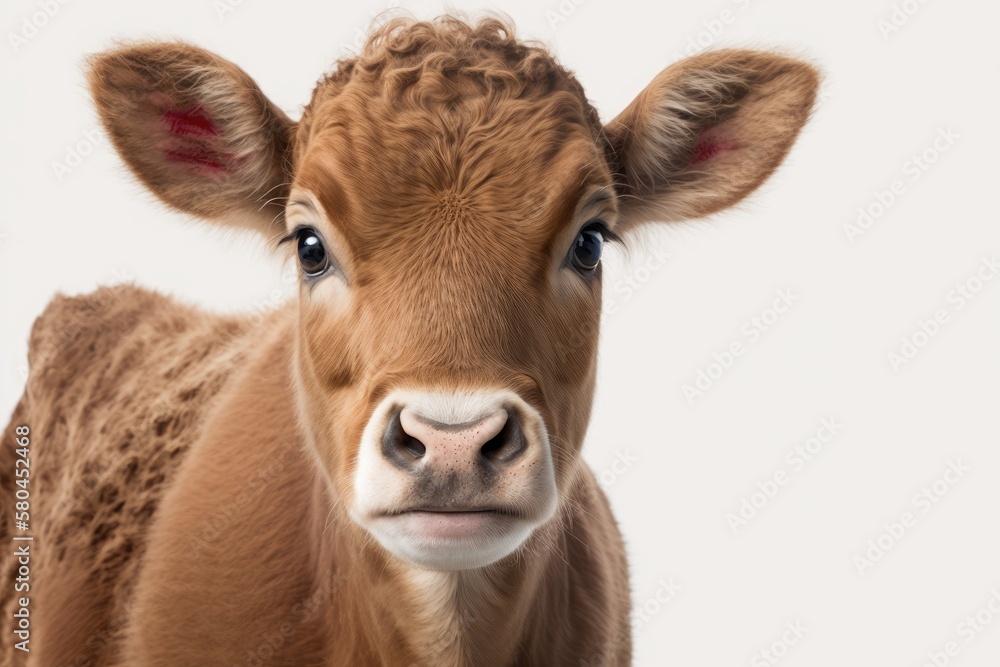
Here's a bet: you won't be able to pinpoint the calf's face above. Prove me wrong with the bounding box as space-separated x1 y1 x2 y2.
88 17 818 571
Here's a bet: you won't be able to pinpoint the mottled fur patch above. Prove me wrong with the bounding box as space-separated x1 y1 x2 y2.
0 285 252 665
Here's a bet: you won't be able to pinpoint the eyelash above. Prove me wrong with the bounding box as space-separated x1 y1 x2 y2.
587 220 622 245
276 225 309 249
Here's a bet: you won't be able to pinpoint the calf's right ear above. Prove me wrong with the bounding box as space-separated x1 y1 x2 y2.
87 42 296 235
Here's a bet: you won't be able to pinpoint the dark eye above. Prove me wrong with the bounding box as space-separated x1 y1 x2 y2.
570 224 605 273
296 228 329 276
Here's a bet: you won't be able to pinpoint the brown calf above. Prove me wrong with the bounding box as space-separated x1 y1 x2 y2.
0 14 818 666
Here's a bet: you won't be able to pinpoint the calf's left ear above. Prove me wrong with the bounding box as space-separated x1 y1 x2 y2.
604 50 819 231
87 42 296 234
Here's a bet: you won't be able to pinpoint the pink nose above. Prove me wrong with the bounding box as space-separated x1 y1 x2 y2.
382 407 525 472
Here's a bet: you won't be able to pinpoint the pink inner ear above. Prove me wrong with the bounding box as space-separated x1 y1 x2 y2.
151 97 237 179
162 146 235 175
161 105 220 138
691 127 737 166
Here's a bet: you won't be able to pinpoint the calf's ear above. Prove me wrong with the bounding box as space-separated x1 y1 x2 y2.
87 42 295 234
604 50 819 231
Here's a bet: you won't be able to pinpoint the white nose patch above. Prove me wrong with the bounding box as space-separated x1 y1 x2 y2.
350 388 558 570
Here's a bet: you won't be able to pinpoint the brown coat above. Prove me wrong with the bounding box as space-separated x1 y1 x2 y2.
1 14 817 666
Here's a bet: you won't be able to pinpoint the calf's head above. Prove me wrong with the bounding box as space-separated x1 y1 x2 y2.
88 16 817 570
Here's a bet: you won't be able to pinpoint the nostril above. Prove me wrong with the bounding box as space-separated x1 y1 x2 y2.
382 408 426 466
479 413 525 465
402 435 426 459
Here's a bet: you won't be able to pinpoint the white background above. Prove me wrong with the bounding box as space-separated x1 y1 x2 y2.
3 0 999 664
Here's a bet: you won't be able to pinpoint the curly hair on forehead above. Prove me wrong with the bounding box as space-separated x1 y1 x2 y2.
301 13 603 136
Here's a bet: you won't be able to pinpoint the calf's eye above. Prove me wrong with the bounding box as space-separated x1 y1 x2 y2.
297 229 329 276
571 224 605 273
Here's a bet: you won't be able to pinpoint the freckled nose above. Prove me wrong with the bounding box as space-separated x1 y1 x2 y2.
381 407 526 473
